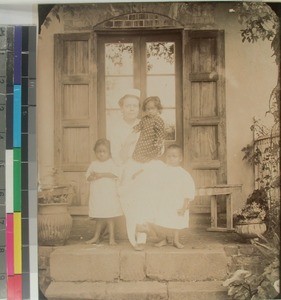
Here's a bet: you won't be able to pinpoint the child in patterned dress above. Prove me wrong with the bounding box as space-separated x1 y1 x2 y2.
132 96 165 163
85 139 123 245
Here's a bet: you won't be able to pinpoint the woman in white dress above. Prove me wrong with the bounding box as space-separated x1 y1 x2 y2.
108 89 148 249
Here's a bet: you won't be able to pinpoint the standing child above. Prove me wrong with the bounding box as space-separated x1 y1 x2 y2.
85 139 123 245
154 144 196 249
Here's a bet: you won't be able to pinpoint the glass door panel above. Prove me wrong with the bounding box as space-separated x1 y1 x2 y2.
98 32 182 146
104 42 134 137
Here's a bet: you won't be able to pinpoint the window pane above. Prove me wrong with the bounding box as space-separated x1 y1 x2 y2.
147 75 175 108
105 76 134 109
146 42 175 74
161 108 176 141
105 43 133 75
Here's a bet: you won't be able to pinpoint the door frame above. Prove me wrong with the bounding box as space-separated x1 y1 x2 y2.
96 29 183 148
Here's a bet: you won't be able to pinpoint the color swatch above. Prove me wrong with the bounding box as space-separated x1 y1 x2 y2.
0 25 37 300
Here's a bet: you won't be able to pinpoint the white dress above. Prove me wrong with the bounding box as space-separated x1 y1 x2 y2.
86 159 123 218
107 113 140 166
119 159 166 225
154 166 196 229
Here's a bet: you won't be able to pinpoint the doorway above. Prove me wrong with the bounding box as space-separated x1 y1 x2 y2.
97 31 183 147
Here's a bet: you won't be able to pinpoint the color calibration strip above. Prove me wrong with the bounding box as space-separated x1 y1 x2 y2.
0 26 38 300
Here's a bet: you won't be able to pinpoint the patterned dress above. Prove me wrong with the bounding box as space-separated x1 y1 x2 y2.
132 114 165 163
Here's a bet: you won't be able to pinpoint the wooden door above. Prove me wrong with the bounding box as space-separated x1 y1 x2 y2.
184 30 227 213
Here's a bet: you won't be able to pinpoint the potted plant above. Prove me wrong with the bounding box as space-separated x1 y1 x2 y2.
234 188 268 239
38 185 74 246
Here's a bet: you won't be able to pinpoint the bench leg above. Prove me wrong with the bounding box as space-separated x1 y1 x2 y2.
226 194 233 230
210 196 218 228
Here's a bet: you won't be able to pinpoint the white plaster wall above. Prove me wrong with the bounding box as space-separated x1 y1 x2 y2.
215 3 278 205
36 3 279 206
37 14 64 187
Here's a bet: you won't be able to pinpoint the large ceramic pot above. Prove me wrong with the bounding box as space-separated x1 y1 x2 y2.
235 222 267 239
38 203 73 246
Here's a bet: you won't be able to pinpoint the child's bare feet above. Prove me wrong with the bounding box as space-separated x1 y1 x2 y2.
134 244 145 251
86 237 99 244
173 241 184 249
109 239 117 246
155 239 168 248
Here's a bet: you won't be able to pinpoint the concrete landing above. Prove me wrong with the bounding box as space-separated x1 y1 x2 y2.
49 241 229 282
45 281 230 300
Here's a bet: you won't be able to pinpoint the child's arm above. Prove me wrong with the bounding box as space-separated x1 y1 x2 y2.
133 120 143 133
177 198 191 216
87 172 118 181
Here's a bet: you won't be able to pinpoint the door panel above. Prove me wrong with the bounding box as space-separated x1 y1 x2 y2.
185 30 226 213
54 33 97 205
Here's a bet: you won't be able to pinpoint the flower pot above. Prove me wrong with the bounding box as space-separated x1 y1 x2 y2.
38 203 73 246
235 222 267 239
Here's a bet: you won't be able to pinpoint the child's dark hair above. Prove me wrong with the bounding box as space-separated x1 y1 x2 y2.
166 144 183 155
94 138 111 155
142 96 163 113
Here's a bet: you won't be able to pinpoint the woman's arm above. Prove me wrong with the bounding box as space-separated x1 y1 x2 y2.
94 172 118 180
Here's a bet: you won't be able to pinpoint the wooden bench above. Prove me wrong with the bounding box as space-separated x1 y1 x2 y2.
196 184 242 232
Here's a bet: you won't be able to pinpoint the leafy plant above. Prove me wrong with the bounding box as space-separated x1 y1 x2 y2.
241 118 280 237
233 188 268 226
38 185 73 204
223 234 280 299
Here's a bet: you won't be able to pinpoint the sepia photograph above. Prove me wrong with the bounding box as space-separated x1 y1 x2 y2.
36 2 280 299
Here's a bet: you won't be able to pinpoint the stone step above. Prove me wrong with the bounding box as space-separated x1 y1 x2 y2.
49 243 228 282
45 280 230 300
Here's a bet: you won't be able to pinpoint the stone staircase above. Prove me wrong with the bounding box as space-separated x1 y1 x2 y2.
44 230 235 300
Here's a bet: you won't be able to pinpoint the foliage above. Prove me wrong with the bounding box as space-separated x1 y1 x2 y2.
234 188 269 226
223 234 280 300
241 118 280 236
234 2 280 127
235 2 279 61
38 185 73 204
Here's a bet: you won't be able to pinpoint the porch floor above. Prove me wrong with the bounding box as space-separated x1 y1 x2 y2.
66 227 244 249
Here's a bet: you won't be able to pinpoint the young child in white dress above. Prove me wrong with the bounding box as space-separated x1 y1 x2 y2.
85 139 123 245
154 144 196 249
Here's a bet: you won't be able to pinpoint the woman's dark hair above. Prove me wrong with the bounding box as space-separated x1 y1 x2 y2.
142 96 163 113
94 138 111 155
